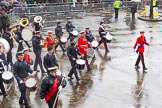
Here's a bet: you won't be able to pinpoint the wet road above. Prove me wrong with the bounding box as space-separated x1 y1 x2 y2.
0 11 162 108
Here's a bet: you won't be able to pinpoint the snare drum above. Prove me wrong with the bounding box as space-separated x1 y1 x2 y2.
25 78 38 92
104 32 112 43
87 48 94 57
76 59 86 70
2 71 14 84
60 37 67 44
91 40 99 48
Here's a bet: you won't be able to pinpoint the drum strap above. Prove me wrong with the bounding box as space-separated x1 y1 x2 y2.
45 76 58 103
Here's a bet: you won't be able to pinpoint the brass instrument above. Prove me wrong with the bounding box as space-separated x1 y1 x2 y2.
20 18 29 27
34 16 42 23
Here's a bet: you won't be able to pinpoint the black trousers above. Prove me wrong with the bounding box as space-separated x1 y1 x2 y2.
82 54 90 70
17 42 24 52
98 37 108 53
47 94 58 108
114 8 119 18
55 41 65 52
7 48 13 65
132 12 135 20
67 33 73 40
135 53 146 69
18 82 27 103
0 73 6 94
33 50 44 72
24 41 31 48
68 60 79 81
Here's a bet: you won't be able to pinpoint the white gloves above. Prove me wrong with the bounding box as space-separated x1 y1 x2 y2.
58 86 62 92
19 80 24 84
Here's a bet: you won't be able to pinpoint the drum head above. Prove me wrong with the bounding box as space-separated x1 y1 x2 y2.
105 33 112 40
91 40 98 47
25 78 37 88
2 71 13 80
0 38 10 53
22 29 33 41
61 37 67 43
76 59 86 65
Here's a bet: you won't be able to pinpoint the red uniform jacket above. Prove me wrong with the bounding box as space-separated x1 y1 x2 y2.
133 36 150 53
24 54 31 64
78 36 88 54
46 36 55 48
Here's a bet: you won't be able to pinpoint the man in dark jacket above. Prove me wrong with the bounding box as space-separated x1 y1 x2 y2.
43 47 60 74
131 2 137 20
66 18 75 40
13 51 34 108
2 28 13 66
55 22 65 52
40 67 66 108
32 31 45 73
67 38 80 81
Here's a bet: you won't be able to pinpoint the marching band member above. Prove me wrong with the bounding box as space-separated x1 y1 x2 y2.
2 28 13 66
34 20 43 32
98 21 109 54
43 47 60 74
0 46 8 97
46 31 55 48
15 24 24 52
32 31 45 73
85 26 95 43
55 22 66 52
78 31 91 71
133 31 150 71
67 38 80 81
66 18 75 40
85 27 96 59
13 51 34 108
40 67 67 108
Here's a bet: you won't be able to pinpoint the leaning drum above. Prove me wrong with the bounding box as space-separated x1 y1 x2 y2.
2 71 14 84
25 78 38 92
60 37 67 44
0 38 10 53
22 28 33 41
105 32 112 43
91 40 99 48
76 59 86 70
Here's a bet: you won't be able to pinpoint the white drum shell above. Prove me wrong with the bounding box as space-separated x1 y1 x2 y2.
76 59 85 70
0 38 10 53
22 28 33 41
25 78 38 92
105 32 112 41
2 71 14 84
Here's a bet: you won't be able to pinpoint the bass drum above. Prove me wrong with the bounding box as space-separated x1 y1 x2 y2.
0 38 10 53
22 28 33 41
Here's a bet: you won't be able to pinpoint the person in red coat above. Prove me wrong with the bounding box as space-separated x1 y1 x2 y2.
133 31 150 71
78 31 91 71
46 31 55 48
23 48 31 65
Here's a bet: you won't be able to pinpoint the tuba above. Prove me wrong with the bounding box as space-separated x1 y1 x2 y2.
20 18 29 27
34 16 42 23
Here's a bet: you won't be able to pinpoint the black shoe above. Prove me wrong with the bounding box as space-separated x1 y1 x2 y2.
135 66 140 69
25 103 31 108
143 68 148 70
68 75 73 79
77 78 80 82
19 100 24 105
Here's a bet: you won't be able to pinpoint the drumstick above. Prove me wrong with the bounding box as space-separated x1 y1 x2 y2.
52 77 65 108
1 61 7 72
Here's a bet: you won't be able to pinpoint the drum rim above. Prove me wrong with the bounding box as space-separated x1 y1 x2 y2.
25 78 37 87
2 71 13 80
76 59 86 64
